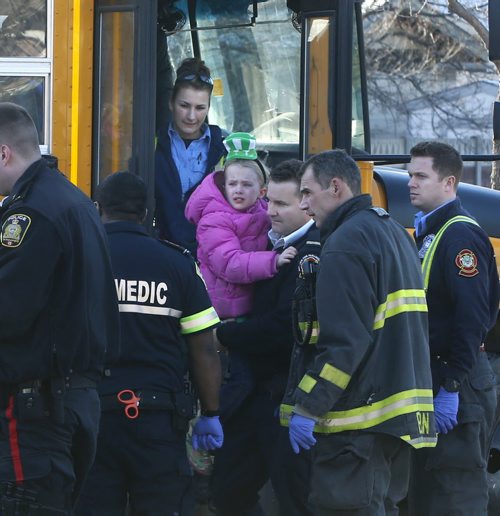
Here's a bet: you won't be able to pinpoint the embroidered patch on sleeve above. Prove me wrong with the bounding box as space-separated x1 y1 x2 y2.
455 249 479 277
1 214 32 248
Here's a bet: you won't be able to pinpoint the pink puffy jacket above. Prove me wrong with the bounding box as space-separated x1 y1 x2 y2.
185 171 278 318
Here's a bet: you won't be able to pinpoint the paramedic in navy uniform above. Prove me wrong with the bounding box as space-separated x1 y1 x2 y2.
77 172 223 515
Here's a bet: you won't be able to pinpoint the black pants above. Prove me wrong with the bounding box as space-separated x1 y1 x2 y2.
76 410 192 516
408 352 497 516
212 390 312 516
0 388 100 514
310 432 410 516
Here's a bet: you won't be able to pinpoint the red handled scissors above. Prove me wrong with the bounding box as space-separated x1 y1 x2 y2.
117 389 140 419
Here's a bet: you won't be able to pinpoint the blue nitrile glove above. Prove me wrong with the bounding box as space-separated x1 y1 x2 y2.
289 413 317 454
192 416 224 451
433 387 459 434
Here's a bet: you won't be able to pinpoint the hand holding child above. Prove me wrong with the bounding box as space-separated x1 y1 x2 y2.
277 246 298 268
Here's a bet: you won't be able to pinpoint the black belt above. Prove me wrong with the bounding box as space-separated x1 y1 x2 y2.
100 390 175 412
63 373 97 390
15 373 97 395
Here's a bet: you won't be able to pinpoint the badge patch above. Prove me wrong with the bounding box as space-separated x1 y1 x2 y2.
418 234 435 259
298 254 320 279
455 249 479 277
1 214 31 248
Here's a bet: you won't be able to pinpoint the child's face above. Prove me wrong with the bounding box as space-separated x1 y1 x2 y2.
224 164 265 211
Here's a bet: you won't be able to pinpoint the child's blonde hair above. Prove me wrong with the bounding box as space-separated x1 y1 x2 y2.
224 159 268 187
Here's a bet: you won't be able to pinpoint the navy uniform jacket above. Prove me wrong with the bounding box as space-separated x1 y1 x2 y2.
154 124 226 254
216 223 321 388
0 159 120 384
101 221 220 395
414 198 500 390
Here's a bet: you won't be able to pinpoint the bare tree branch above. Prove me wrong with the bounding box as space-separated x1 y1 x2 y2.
448 0 489 49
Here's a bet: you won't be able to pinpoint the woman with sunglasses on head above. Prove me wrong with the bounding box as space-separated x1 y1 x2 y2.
155 57 227 256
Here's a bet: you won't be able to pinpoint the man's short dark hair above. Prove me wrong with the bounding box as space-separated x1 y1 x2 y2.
269 159 303 195
95 172 147 221
0 102 40 156
300 149 361 195
410 141 463 184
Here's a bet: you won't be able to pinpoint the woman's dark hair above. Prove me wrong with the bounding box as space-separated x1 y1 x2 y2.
171 57 213 101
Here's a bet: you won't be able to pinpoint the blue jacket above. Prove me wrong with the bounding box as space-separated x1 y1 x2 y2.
414 197 500 389
154 124 226 255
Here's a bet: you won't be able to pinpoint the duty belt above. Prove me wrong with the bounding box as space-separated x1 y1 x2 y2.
100 390 175 412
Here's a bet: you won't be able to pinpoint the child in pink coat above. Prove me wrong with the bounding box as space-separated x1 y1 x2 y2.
185 132 296 418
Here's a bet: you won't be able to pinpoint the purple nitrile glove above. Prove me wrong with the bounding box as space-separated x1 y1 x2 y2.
289 413 317 454
433 387 459 434
192 416 224 451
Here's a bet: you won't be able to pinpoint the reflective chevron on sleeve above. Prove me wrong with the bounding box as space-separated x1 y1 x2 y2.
180 307 220 334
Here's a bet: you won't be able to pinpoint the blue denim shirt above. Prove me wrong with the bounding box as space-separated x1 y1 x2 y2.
168 123 211 198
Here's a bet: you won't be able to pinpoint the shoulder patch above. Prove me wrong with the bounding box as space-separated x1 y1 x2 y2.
1 214 31 248
455 248 479 277
370 207 389 217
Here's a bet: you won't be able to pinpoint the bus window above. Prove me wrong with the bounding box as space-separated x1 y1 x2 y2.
0 1 47 58
161 1 300 151
0 1 50 155
0 76 45 143
352 17 366 152
95 10 134 182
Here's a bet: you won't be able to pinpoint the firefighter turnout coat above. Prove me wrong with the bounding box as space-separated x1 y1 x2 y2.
281 195 437 449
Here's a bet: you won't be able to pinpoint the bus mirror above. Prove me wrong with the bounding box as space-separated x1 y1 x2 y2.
489 0 500 61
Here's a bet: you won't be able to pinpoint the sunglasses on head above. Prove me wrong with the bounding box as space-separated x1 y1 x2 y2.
176 73 214 86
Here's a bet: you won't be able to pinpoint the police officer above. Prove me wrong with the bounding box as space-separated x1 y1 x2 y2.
0 102 120 514
407 141 500 515
77 172 223 515
281 150 436 515
211 159 319 516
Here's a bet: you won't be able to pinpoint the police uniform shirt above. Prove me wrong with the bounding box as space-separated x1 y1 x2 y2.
0 159 119 383
101 221 219 395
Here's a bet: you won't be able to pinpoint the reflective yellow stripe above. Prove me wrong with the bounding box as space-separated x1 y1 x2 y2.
401 434 437 448
373 289 427 330
319 363 351 390
180 307 220 334
280 402 436 448
299 321 319 344
298 374 317 393
421 215 479 290
282 389 434 431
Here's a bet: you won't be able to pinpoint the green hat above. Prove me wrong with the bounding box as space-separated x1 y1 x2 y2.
223 132 258 161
